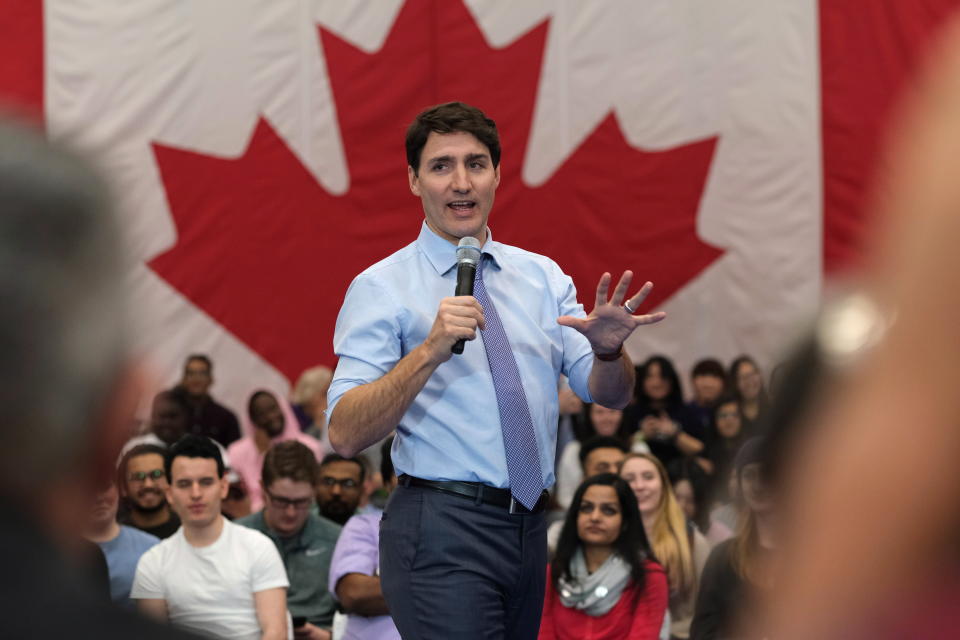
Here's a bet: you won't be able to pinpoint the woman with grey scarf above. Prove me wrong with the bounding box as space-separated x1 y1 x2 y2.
539 474 669 639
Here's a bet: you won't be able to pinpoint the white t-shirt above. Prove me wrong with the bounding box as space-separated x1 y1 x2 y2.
131 518 289 640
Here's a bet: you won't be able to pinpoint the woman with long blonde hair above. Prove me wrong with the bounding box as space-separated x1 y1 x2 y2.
620 452 710 639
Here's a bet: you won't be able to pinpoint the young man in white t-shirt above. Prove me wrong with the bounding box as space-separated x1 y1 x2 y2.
132 434 289 640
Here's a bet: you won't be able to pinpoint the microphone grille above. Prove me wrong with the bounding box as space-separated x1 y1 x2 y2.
456 236 482 265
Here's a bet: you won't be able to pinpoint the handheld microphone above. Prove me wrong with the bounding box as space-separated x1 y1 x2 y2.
452 236 482 354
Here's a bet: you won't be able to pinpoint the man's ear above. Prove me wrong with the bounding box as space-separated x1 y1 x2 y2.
408 165 421 196
89 360 151 489
219 476 229 500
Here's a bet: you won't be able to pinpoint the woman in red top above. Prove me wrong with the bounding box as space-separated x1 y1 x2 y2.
540 473 669 640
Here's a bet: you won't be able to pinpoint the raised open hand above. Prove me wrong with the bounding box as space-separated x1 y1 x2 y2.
557 270 666 355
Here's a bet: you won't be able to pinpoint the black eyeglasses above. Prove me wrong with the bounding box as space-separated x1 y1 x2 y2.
129 469 165 483
320 477 358 489
266 491 313 510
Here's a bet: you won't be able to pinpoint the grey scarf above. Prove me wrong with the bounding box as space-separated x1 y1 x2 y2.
557 548 632 616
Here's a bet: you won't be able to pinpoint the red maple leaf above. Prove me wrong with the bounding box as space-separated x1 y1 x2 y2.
149 0 722 381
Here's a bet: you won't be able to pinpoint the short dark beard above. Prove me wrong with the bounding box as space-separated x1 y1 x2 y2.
130 498 167 515
319 500 353 525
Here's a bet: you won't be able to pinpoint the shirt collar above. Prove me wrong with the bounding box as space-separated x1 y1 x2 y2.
416 221 504 276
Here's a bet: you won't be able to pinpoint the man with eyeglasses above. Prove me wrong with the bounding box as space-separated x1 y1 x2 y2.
118 444 181 539
316 454 365 526
239 441 342 640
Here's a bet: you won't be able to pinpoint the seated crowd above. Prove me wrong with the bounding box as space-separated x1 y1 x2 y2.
87 351 777 640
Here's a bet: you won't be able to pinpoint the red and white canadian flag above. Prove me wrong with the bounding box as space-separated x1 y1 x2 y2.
0 0 956 418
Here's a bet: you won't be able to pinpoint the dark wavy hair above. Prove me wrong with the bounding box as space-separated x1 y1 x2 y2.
552 473 653 599
405 101 500 174
634 355 685 410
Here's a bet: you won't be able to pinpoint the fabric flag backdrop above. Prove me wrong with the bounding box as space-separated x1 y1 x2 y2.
0 0 956 423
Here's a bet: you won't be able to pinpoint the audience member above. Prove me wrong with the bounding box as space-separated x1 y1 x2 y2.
118 444 181 538
708 466 739 535
222 474 253 521
620 453 710 639
228 389 323 511
178 354 241 447
540 473 668 640
85 482 159 607
703 396 747 497
728 356 769 435
121 390 233 482
239 441 341 639
316 454 365 525
686 359 726 432
549 436 629 552
691 438 774 640
146 388 192 446
555 403 629 510
329 436 401 640
132 435 289 639
669 458 731 545
628 356 705 470
291 365 334 443
0 118 201 638
555 377 586 469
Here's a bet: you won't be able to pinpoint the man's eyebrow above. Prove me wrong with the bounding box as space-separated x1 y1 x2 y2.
426 154 454 165
425 152 490 165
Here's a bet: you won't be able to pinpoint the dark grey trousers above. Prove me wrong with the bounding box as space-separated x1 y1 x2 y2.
380 483 548 640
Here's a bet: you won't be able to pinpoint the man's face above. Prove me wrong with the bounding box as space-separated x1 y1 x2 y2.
182 358 212 397
150 394 189 445
315 460 363 525
263 478 314 537
165 456 227 529
583 447 626 478
408 131 500 245
122 452 169 513
250 392 285 438
89 483 119 529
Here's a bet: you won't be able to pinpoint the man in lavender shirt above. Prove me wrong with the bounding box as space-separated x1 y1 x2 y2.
328 437 400 640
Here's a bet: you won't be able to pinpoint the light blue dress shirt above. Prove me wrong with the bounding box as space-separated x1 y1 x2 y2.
328 222 595 488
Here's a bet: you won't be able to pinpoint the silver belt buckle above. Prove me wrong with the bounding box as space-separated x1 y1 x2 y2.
509 496 520 514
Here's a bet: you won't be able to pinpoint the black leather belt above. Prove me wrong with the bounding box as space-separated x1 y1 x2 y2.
399 475 549 514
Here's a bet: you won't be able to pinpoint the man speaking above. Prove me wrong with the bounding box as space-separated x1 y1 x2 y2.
327 102 664 639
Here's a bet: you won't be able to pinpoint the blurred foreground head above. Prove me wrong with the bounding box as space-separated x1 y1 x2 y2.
0 119 130 505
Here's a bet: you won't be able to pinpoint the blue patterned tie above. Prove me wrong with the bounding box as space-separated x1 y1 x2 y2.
473 255 544 510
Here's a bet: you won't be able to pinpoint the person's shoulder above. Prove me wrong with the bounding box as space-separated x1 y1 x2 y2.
119 524 160 548
491 240 563 270
226 435 255 457
138 529 181 565
226 518 275 550
642 557 668 575
235 510 266 532
356 239 421 279
208 396 238 417
704 537 737 569
308 512 343 539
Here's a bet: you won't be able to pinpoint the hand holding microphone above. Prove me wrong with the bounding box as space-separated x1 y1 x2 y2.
419 237 485 364
451 237 482 354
